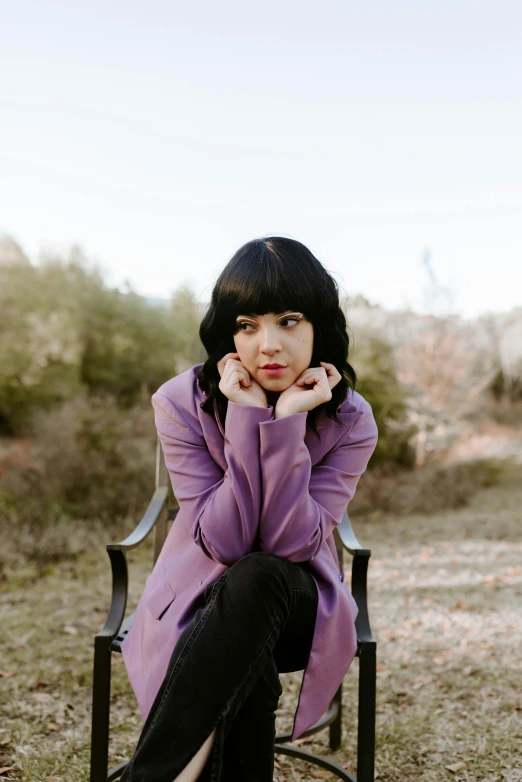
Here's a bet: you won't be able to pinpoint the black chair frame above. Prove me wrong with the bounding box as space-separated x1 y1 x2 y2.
90 441 376 781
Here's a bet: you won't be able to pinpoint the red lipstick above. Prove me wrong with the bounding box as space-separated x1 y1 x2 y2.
261 363 286 376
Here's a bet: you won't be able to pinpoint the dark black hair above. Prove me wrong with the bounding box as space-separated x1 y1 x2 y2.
197 236 356 435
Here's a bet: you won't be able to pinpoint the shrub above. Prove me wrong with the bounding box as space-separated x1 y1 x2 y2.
0 393 156 529
350 332 417 468
0 250 181 434
350 457 506 518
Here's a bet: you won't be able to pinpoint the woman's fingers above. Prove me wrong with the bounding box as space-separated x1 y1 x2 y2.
224 366 250 390
296 367 328 386
218 355 254 401
228 361 251 387
217 355 267 406
217 352 240 377
320 361 342 389
238 367 251 386
296 362 341 390
219 355 249 385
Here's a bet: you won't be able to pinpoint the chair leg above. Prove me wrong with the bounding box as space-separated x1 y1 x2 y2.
90 637 112 782
329 681 343 750
357 641 376 782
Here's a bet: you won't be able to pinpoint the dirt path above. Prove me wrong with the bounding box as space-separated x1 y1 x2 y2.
1 464 521 781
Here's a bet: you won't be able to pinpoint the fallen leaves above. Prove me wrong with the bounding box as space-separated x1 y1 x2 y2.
450 599 471 610
292 735 315 746
433 657 448 667
412 674 435 690
446 761 468 772
2 485 522 782
28 680 60 693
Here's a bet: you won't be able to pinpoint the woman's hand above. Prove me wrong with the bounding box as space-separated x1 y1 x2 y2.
274 361 341 419
217 353 268 408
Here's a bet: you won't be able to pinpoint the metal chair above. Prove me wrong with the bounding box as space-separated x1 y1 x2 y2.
90 441 376 781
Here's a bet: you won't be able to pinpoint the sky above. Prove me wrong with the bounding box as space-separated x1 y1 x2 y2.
1 0 521 318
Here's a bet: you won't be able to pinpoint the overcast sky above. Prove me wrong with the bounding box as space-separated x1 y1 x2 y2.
1 0 521 317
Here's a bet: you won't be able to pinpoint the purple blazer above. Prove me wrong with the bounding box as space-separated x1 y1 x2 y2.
121 363 378 740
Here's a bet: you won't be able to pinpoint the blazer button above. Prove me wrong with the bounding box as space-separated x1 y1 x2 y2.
339 571 345 582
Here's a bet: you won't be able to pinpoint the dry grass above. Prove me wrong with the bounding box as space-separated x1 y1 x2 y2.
1 463 521 781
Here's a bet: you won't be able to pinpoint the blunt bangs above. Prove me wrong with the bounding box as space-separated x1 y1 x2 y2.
218 239 320 324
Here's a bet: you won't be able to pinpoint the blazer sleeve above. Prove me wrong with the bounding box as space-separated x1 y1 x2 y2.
257 399 378 562
152 391 274 566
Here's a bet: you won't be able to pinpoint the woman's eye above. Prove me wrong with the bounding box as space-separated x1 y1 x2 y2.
235 316 301 332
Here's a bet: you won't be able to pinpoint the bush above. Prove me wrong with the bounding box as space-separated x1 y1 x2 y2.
0 393 156 529
350 457 506 518
0 250 181 434
350 332 417 468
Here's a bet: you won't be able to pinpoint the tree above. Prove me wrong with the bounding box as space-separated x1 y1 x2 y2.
392 252 496 466
168 285 207 372
0 239 183 432
480 309 522 403
347 321 416 468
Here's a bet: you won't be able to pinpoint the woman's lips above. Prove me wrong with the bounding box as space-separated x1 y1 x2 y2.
261 366 286 376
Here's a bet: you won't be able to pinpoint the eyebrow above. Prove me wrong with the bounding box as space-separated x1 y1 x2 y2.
235 310 300 319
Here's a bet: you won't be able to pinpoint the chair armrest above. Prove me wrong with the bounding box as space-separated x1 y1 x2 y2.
96 486 175 641
352 550 374 644
95 548 128 641
107 486 172 552
337 510 371 557
336 510 375 645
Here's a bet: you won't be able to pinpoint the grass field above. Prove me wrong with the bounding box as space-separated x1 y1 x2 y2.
1 462 521 781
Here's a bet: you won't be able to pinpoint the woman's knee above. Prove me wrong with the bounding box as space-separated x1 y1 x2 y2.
227 551 289 594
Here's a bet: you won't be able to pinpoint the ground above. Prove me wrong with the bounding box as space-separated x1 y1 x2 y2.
0 462 521 781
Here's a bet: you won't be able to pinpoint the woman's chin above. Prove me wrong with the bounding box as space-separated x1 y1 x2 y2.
258 377 292 392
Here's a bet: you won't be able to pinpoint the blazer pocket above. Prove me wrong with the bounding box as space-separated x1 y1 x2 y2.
146 577 177 621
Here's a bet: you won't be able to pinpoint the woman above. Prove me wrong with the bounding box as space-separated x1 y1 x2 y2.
120 237 378 782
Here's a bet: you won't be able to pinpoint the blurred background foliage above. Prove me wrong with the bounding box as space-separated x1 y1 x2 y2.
1 235 521 571
0 240 205 434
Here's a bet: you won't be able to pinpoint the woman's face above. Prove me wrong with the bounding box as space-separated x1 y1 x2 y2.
233 310 314 391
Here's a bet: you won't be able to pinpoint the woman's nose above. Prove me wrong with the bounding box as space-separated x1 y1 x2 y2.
259 325 282 353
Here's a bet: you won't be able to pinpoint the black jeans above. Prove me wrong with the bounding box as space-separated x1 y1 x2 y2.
120 551 319 782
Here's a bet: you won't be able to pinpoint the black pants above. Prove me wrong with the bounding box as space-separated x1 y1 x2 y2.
121 551 319 782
